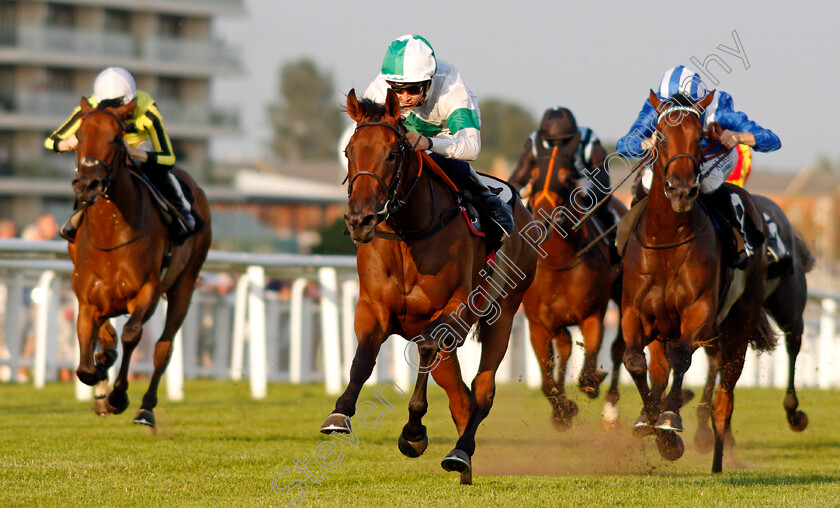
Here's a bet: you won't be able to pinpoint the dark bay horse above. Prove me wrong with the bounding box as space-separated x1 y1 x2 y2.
69 98 211 428
517 140 626 430
320 89 537 484
621 91 773 472
693 195 814 452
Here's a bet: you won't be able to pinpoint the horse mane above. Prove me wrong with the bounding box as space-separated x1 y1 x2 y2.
96 98 124 111
355 98 387 122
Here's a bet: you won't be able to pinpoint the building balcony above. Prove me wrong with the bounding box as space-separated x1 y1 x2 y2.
1 90 239 137
41 0 245 17
0 26 241 76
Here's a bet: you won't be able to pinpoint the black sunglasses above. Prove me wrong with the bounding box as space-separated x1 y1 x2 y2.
389 83 425 95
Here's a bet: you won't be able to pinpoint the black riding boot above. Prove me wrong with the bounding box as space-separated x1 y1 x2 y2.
156 172 196 241
463 168 514 237
59 200 83 243
707 187 758 269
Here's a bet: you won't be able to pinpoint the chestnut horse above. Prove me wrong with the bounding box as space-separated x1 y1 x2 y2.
69 98 211 428
518 139 627 430
621 91 773 472
320 89 537 485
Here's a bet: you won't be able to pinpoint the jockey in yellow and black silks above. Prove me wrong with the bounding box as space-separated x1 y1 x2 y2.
46 67 195 242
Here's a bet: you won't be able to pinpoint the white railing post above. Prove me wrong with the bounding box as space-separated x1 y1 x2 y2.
33 270 55 388
166 327 184 401
230 272 251 381
319 267 342 395
340 280 358 384
247 266 267 399
289 278 310 384
523 323 542 388
819 298 836 389
392 334 412 392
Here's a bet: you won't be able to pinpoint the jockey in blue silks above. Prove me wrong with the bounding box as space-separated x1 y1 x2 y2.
616 65 782 269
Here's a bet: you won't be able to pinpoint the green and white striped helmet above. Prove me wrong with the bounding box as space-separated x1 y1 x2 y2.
380 35 436 83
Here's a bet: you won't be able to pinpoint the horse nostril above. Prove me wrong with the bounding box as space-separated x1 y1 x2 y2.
688 187 699 198
361 215 376 228
87 179 101 192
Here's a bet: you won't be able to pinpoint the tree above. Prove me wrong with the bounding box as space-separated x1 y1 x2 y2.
268 59 343 161
474 98 537 173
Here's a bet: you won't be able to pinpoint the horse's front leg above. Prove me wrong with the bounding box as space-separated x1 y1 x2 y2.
93 322 118 416
621 308 656 435
397 337 439 458
321 298 388 434
578 315 608 399
107 283 158 415
75 304 106 386
695 343 720 453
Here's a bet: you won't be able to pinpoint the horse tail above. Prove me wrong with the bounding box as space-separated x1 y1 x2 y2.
793 229 816 274
750 310 778 353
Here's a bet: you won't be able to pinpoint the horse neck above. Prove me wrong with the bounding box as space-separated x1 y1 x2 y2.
534 202 583 260
385 153 449 234
85 169 145 241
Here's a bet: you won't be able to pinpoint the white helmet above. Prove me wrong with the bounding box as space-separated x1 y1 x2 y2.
380 34 436 83
93 67 136 104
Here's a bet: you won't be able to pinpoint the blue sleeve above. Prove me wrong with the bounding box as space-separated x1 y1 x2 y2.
616 100 658 157
713 92 781 153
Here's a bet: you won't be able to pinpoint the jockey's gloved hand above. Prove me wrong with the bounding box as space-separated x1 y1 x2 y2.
124 142 148 163
57 135 78 152
405 131 431 151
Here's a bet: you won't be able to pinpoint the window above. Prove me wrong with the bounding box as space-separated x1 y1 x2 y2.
0 3 17 44
104 9 130 33
159 15 183 38
158 77 181 100
45 68 72 92
46 3 75 28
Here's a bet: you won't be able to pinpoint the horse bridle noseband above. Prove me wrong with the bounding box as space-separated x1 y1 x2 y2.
654 106 703 195
346 121 417 222
77 108 129 200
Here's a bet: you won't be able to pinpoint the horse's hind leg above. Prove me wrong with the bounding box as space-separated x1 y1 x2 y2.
109 284 158 416
695 344 719 453
601 329 624 430
135 275 195 428
441 308 516 484
398 338 438 458
93 322 118 415
766 287 809 432
528 322 574 430
578 315 608 399
782 327 808 431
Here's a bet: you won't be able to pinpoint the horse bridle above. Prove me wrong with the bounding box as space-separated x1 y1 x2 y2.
654 106 703 195
346 121 418 222
77 108 129 200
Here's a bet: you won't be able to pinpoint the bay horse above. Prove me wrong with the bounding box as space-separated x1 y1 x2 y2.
69 98 211 428
320 89 537 485
621 90 773 472
517 139 627 430
693 195 814 452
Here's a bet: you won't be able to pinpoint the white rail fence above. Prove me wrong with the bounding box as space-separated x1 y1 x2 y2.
1 239 839 403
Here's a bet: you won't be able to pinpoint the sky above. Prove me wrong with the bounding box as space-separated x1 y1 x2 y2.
211 0 840 172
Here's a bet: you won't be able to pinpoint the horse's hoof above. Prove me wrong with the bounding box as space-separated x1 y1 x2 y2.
788 410 808 432
398 427 428 458
93 395 110 416
655 411 683 432
106 391 129 415
656 431 685 461
320 413 352 434
601 401 620 431
579 370 608 399
133 409 155 427
441 449 471 474
632 415 653 438
694 426 715 454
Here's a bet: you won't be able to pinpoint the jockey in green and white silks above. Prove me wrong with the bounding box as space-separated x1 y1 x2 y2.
361 34 513 236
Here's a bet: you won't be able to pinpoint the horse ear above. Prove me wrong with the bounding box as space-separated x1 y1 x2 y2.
115 98 136 120
648 90 663 111
384 88 401 122
346 88 363 122
80 97 92 113
697 89 715 110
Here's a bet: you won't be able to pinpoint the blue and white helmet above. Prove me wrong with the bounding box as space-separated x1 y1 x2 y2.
657 65 708 101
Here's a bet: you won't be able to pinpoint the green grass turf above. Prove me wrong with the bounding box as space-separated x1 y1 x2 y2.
1 379 838 507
